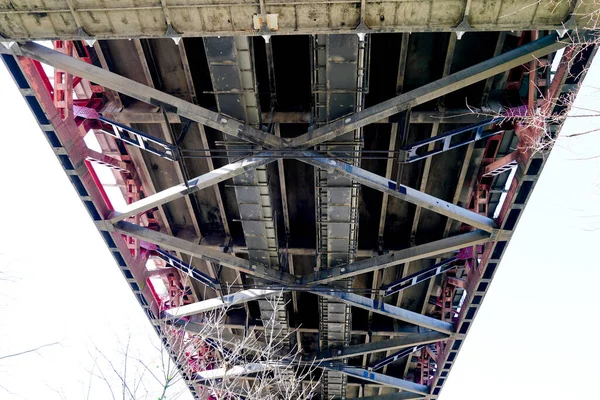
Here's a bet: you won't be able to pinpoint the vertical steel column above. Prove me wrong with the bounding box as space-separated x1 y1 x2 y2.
312 33 368 399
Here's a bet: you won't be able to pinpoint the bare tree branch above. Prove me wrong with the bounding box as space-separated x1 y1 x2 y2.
0 341 60 361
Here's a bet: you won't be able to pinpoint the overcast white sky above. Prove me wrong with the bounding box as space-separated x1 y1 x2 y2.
0 49 599 400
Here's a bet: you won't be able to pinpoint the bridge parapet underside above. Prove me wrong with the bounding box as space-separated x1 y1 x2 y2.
1 19 596 400
0 0 598 39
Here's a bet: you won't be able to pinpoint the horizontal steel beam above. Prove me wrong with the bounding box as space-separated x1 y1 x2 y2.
163 289 280 319
301 231 490 285
113 222 297 285
109 155 275 223
104 109 491 126
299 152 497 233
324 364 429 395
183 319 432 338
9 42 283 149
303 331 447 362
287 32 566 148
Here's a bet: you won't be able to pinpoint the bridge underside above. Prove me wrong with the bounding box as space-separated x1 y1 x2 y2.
1 5 597 399
0 0 598 39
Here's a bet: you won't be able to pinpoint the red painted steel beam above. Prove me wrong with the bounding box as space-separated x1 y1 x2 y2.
427 44 582 397
16 54 160 318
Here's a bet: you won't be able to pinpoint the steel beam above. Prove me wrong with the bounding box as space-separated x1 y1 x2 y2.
323 365 429 395
399 118 503 164
303 331 447 362
384 258 458 297
349 393 423 400
117 222 452 333
299 152 497 233
371 346 423 371
108 155 275 223
8 42 283 149
196 363 282 383
183 319 432 338
163 289 280 319
105 109 490 125
287 32 566 148
300 230 490 285
315 290 454 335
154 249 219 289
99 115 179 161
113 221 297 285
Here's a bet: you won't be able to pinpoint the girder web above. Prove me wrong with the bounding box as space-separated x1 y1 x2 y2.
1 29 592 400
312 33 367 399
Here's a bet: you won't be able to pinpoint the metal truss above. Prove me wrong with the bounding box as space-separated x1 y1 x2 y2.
116 221 457 334
108 154 275 223
154 249 219 290
371 346 424 372
98 115 179 161
398 118 503 164
163 289 280 319
383 258 458 297
301 230 489 285
286 32 566 148
323 365 429 395
1 32 566 235
1 31 587 398
303 332 447 363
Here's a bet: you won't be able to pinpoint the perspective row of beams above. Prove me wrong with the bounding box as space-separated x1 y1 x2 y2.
1 33 567 240
0 32 569 396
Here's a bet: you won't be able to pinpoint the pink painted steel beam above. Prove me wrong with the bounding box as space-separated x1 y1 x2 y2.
13 54 160 318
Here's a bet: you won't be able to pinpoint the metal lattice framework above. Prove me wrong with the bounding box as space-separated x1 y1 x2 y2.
1 16 596 400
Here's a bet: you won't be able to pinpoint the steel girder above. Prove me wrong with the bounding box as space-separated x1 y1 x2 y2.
5 33 567 154
5 42 284 149
114 221 297 285
286 32 566 148
0 33 574 398
192 359 430 395
299 152 498 232
317 291 454 335
300 230 490 286
323 365 430 395
349 393 423 400
114 222 455 334
108 153 276 223
302 331 448 363
1 33 567 235
163 289 281 319
116 220 481 292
